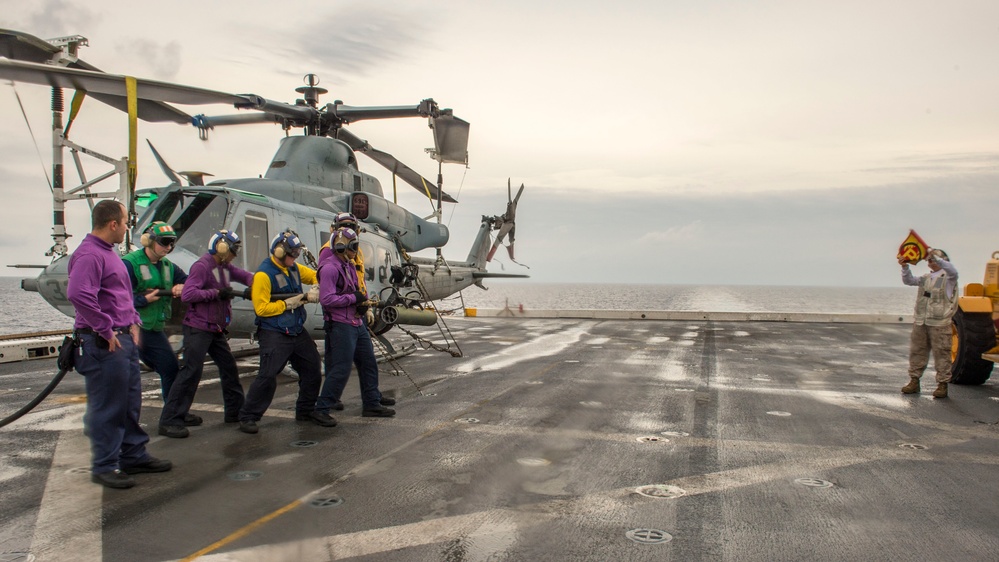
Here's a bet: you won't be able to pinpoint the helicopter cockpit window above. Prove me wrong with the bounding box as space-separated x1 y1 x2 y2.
142 191 229 256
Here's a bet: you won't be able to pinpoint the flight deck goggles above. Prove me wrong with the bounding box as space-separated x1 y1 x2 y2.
333 228 359 253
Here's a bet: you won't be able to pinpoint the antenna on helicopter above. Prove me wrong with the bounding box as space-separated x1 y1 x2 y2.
295 74 327 135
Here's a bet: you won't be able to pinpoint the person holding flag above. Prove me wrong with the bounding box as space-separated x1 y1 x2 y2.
896 230 959 398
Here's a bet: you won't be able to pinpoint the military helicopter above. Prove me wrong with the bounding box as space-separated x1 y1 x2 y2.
0 29 527 343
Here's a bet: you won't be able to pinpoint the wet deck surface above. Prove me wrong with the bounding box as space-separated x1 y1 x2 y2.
1 318 998 561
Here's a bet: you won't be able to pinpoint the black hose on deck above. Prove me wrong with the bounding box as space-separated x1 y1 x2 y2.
0 366 70 428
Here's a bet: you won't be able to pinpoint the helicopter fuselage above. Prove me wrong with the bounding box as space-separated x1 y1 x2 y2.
27 137 501 338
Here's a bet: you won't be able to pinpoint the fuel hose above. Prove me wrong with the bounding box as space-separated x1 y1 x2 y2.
1 288 262 428
0 365 69 428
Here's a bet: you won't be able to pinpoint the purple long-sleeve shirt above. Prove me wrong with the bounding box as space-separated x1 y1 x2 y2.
318 246 362 326
181 252 254 332
66 233 141 341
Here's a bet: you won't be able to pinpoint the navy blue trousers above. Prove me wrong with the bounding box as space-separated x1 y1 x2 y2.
139 328 178 400
317 322 382 413
239 329 321 422
160 326 245 427
75 333 152 474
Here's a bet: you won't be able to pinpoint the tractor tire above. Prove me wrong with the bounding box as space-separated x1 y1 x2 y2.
950 309 995 385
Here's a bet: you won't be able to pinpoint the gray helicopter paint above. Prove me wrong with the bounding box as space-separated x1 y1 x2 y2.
26 181 492 337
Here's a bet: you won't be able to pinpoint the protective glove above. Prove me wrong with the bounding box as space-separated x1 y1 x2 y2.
241 287 252 299
284 294 306 310
306 285 320 304
219 287 235 301
365 309 375 327
353 291 367 304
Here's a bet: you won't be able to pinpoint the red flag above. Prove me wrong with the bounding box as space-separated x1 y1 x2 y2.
897 230 929 264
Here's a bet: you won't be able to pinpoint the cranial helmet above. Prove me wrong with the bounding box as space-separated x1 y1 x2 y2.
271 229 304 259
209 229 241 256
333 227 359 253
332 212 358 231
140 221 177 248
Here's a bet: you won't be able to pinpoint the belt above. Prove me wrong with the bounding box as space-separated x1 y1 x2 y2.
75 326 131 336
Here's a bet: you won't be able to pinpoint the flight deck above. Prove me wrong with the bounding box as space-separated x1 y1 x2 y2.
1 316 997 561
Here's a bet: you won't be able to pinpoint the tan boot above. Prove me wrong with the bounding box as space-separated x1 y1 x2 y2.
901 378 920 394
932 382 948 399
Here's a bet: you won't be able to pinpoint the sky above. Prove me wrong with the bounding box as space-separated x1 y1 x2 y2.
0 0 997 287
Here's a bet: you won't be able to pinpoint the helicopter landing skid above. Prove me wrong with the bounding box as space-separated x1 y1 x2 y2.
374 333 417 363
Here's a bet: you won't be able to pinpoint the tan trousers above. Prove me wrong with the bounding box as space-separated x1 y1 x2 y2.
908 323 952 383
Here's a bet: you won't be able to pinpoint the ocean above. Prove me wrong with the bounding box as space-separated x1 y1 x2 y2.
0 276 915 337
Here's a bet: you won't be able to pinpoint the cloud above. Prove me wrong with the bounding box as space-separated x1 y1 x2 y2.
861 152 999 175
269 6 429 84
113 39 182 80
638 221 706 244
13 0 96 39
463 175 999 286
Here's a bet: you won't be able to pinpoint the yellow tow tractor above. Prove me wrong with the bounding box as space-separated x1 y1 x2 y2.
951 251 999 384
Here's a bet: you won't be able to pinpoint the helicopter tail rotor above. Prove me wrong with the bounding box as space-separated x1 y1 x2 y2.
485 179 527 266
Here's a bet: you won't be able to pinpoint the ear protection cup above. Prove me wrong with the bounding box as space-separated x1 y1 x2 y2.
209 230 240 256
270 229 301 259
141 221 174 248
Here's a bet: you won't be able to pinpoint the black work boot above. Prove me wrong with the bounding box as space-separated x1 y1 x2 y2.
92 469 135 489
158 425 189 439
362 406 396 417
297 411 337 427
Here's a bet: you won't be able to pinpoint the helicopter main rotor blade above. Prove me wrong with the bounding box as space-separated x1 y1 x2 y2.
336 128 457 204
0 59 254 117
331 99 441 123
146 140 182 185
0 29 194 124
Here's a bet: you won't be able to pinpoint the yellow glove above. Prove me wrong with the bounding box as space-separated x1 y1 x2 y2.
365 309 375 326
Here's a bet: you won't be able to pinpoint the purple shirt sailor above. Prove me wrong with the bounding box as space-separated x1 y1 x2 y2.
182 253 254 332
318 245 363 327
67 233 141 340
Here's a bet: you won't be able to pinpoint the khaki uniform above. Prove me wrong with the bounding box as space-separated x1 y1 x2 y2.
903 260 958 383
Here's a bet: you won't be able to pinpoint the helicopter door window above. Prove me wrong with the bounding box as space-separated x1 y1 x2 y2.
364 242 394 284
242 211 270 270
